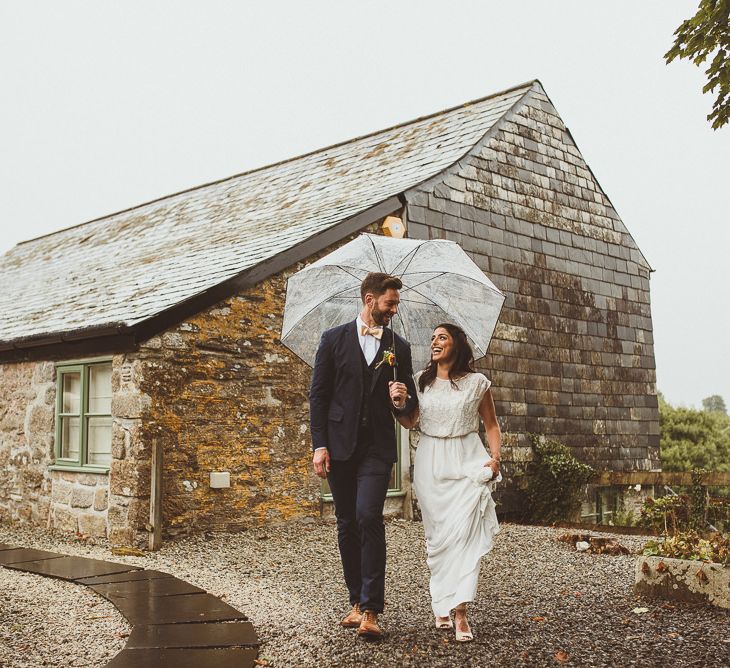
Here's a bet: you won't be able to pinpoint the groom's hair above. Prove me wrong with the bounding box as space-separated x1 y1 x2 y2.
360 272 402 303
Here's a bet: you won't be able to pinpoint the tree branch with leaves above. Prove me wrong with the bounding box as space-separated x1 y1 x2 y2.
665 0 730 129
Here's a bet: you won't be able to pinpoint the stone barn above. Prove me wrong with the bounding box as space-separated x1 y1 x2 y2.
0 80 659 546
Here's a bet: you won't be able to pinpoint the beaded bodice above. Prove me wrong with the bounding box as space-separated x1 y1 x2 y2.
416 372 491 438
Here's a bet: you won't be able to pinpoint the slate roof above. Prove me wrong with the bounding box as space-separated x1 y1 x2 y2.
0 82 534 348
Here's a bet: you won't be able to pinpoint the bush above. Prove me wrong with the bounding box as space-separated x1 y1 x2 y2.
522 434 596 523
639 469 730 534
708 496 730 532
639 495 690 533
610 507 638 527
659 394 730 474
642 530 730 565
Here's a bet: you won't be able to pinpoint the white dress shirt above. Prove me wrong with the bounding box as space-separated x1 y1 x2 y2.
356 316 382 366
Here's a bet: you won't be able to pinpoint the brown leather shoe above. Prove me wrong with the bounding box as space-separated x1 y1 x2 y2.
357 610 383 639
340 604 363 628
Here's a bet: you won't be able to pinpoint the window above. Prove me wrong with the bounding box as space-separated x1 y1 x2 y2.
55 360 112 470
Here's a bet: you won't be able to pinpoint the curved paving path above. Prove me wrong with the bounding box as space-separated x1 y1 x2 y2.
0 542 259 667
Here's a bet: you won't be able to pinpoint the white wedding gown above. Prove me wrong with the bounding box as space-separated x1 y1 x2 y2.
413 372 501 617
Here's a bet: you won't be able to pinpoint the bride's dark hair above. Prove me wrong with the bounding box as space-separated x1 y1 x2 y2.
418 323 475 392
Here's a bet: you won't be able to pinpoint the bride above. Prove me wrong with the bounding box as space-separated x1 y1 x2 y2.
389 323 502 642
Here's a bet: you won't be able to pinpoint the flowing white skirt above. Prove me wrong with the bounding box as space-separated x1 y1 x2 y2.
413 431 500 617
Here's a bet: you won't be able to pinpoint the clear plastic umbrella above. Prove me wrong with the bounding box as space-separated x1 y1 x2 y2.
281 233 504 371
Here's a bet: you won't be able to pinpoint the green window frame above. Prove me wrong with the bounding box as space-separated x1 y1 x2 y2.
321 420 404 500
53 359 113 472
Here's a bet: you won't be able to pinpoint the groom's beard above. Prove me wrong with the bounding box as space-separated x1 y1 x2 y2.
371 304 391 326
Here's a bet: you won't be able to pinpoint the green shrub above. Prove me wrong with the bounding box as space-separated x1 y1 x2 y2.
639 468 729 534
642 530 730 565
659 394 730 474
522 434 596 523
708 496 730 532
639 495 690 533
611 507 638 527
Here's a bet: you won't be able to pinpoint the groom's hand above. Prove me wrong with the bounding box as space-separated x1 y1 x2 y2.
313 448 331 479
389 381 407 408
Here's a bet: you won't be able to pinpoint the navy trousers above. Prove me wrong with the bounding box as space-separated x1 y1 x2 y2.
327 431 392 614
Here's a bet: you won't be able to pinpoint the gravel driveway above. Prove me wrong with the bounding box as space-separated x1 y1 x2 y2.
1 519 728 667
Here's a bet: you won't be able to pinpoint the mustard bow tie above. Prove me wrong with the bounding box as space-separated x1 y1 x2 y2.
360 324 384 339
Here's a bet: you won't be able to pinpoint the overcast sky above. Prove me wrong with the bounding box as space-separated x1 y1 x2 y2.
1 1 727 408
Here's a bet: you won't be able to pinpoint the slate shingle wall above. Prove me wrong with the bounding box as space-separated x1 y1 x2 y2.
405 88 660 483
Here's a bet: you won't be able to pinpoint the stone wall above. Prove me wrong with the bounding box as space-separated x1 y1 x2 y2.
0 356 152 545
108 355 152 546
404 85 660 509
127 225 383 537
0 361 55 525
0 224 392 541
48 470 108 537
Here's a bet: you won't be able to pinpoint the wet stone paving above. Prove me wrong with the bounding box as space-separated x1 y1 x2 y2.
0 541 259 667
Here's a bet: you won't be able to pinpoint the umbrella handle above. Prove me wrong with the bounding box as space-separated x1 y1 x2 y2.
390 323 398 381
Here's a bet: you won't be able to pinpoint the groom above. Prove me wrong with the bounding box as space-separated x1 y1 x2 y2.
310 272 418 638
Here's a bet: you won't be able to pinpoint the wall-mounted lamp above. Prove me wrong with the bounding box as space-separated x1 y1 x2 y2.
382 215 406 239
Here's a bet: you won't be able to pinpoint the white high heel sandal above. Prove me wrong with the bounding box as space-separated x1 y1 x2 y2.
435 615 453 629
454 606 474 642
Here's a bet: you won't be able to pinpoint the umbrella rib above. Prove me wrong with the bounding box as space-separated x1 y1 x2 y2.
393 304 410 343
399 295 437 306
306 263 368 279
365 235 386 272
402 285 441 309
336 266 370 283
284 269 361 333
407 270 505 298
393 243 423 278
394 253 504 291
402 281 491 349
390 246 419 277
400 271 448 296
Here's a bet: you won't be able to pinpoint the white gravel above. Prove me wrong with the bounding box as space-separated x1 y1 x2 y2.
1 519 728 667
0 566 129 667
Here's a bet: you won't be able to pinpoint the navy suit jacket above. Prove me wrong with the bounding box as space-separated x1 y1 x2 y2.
309 320 419 463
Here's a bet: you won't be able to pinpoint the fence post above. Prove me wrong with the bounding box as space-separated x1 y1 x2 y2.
148 439 163 551
689 468 708 531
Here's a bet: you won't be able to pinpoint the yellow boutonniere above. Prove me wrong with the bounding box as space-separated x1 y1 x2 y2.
375 349 396 369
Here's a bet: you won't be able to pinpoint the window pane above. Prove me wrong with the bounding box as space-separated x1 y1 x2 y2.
88 364 112 414
61 416 80 460
87 416 112 466
62 373 81 413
